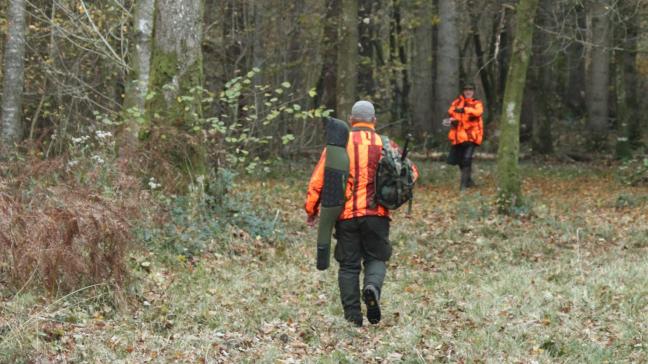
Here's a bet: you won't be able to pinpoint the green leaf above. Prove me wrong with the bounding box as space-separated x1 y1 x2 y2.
281 81 291 89
282 134 295 144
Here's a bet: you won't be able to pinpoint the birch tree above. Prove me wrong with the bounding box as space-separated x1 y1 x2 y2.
496 0 540 212
122 0 155 147
1 0 28 154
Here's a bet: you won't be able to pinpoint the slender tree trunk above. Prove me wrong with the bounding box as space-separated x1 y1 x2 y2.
530 0 552 155
409 0 434 138
622 10 640 149
489 5 511 119
496 0 539 213
468 0 494 123
435 0 459 137
1 0 27 154
317 0 339 112
336 0 358 120
147 0 207 180
585 0 610 149
389 0 409 134
564 4 586 115
122 0 155 147
614 8 638 159
358 0 376 97
615 48 631 160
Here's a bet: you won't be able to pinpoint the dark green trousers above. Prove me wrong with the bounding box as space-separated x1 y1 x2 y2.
334 216 391 320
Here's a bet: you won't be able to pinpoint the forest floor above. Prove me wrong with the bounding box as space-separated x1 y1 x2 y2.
1 160 647 363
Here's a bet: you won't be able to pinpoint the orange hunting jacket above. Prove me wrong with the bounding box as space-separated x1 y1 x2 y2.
448 95 484 145
305 122 419 220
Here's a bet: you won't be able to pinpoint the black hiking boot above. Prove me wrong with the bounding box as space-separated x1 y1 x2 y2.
460 166 470 190
460 166 476 190
344 312 363 327
363 285 381 324
466 177 476 188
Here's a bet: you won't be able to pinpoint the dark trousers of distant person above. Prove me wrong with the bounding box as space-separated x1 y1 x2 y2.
448 142 477 189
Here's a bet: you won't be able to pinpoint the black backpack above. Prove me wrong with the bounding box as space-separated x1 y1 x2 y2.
374 135 415 210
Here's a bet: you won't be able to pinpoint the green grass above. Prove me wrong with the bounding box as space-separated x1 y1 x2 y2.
1 161 647 363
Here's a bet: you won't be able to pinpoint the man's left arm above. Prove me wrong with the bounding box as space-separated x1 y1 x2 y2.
464 100 484 118
305 149 327 222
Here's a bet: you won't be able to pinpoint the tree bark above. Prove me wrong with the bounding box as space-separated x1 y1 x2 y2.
122 0 155 147
529 0 552 155
409 0 434 139
1 0 27 154
496 0 539 213
435 0 459 138
389 0 409 134
621 6 640 150
565 5 586 115
614 5 639 159
467 0 494 124
336 0 358 119
358 0 378 97
317 0 339 112
147 0 207 179
585 0 610 149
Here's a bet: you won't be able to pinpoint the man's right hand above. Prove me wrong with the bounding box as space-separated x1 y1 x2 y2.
306 215 318 228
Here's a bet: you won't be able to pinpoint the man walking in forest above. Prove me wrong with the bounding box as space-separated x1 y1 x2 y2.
444 83 484 190
305 101 418 327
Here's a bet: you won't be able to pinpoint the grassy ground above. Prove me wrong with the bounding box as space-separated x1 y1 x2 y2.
1 160 647 363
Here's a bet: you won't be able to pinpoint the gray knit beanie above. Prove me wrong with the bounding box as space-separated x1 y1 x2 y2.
350 100 375 121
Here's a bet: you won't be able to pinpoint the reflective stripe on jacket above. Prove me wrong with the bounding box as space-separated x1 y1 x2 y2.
447 96 484 145
305 122 419 220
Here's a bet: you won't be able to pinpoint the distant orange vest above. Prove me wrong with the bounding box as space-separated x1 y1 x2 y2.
447 96 484 145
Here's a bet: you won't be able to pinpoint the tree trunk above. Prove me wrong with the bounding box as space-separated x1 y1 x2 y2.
409 0 434 139
389 0 409 135
1 0 27 154
615 47 631 160
529 0 552 155
147 0 207 180
317 0 339 112
622 8 640 150
336 0 358 120
357 0 374 97
565 5 586 115
496 0 539 213
614 5 638 159
122 0 155 147
585 0 610 149
435 0 459 138
467 0 494 124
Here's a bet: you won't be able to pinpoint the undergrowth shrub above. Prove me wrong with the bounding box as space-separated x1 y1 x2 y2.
0 167 137 294
0 129 140 295
617 154 648 186
137 168 282 258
